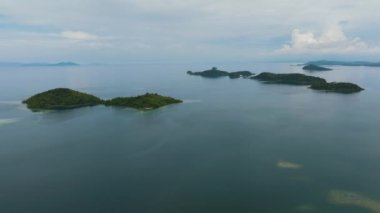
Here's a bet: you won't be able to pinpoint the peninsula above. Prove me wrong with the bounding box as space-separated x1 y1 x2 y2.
23 88 182 111
187 67 253 79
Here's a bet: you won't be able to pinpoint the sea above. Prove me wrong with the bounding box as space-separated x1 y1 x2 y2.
1 63 380 212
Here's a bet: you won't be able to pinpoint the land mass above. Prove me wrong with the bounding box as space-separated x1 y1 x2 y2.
251 72 363 94
104 93 182 109
251 72 327 85
187 67 253 79
305 60 380 67
310 82 364 93
303 64 332 71
22 88 102 111
0 62 79 67
23 88 182 111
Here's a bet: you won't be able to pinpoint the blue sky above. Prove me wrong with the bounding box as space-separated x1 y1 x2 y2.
1 0 380 63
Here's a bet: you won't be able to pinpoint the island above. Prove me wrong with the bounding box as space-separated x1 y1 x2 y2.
251 72 364 94
0 62 80 67
309 82 364 93
305 60 380 67
251 72 327 85
187 67 253 79
104 93 183 110
23 88 182 111
303 64 332 71
22 88 103 111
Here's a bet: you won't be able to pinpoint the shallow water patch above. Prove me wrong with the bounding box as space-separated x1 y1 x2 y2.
296 204 316 212
277 160 303 169
328 190 380 212
0 118 19 126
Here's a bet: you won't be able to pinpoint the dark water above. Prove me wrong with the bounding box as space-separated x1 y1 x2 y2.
1 63 380 213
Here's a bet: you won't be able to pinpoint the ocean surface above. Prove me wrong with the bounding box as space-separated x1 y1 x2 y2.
1 63 380 213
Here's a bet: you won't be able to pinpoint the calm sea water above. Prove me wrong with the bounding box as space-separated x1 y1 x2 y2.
1 63 380 213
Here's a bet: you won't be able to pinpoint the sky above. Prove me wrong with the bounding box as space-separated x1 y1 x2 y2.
1 0 380 63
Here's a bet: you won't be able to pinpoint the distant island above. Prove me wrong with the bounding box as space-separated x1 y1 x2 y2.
104 93 182 109
305 60 380 67
251 72 326 85
0 62 79 67
303 64 332 71
251 72 363 94
187 67 253 79
310 82 364 93
23 88 182 111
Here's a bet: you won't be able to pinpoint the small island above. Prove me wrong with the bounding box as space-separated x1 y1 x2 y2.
187 67 253 79
303 64 332 71
22 88 103 111
251 72 327 85
23 88 182 111
310 82 364 93
251 72 364 94
104 93 183 110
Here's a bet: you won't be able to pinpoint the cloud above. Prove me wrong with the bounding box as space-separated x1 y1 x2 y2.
2 0 380 62
276 24 380 55
61 31 98 41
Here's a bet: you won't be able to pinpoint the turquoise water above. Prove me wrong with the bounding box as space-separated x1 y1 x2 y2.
1 63 380 212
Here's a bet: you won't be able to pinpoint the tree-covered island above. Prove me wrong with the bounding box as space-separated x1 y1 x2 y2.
23 88 182 111
251 72 364 94
251 72 327 85
104 93 183 110
187 67 253 79
303 64 332 71
22 88 103 111
309 82 364 93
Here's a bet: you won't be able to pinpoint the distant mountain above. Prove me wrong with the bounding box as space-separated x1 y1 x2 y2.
0 62 79 67
305 60 380 67
24 62 80 67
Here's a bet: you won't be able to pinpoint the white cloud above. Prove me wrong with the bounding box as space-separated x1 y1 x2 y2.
276 24 380 55
61 31 98 41
2 0 380 62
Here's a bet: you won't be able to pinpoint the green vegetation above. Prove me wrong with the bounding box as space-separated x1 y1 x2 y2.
251 72 364 94
303 64 332 71
251 72 327 85
104 93 183 109
187 67 229 78
187 67 253 79
23 88 103 111
23 88 182 111
310 82 364 93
